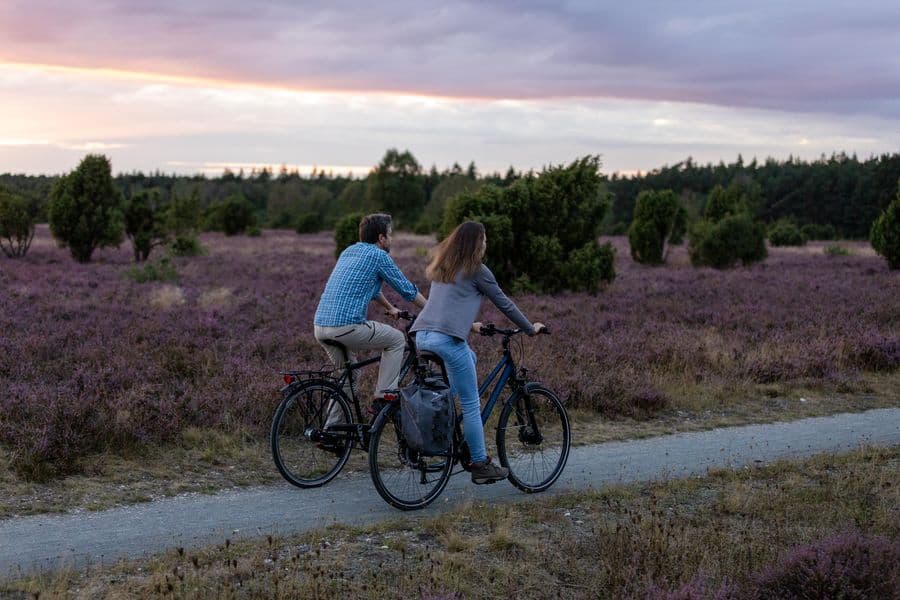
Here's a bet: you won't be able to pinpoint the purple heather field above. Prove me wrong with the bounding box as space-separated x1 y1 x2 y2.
1 226 898 477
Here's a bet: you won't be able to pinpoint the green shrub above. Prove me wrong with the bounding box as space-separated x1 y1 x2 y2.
219 195 257 236
0 187 35 258
165 189 202 239
124 191 168 262
689 213 767 268
440 156 614 293
203 194 256 235
870 180 900 269
824 244 851 257
689 180 767 269
170 236 204 257
768 218 807 247
246 225 262 237
801 223 837 241
48 154 124 263
627 189 685 265
126 255 178 283
334 211 365 257
295 212 323 234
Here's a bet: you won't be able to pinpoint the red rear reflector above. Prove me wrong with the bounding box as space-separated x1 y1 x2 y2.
383 392 398 401
283 375 295 385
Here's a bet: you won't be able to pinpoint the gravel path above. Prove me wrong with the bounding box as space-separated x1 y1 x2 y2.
2 408 898 577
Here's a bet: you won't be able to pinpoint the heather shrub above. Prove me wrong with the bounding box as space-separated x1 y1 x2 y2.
0 187 35 258
48 154 124 263
295 212 323 234
334 211 365 257
752 529 900 599
126 255 178 283
628 189 686 265
869 180 900 269
124 190 167 262
801 223 837 241
642 574 740 600
768 218 807 247
441 156 614 293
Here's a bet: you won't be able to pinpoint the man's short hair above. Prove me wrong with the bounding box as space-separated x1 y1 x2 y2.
359 213 392 243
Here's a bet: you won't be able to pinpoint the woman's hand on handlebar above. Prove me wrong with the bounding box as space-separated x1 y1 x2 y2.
531 322 548 335
471 321 484 334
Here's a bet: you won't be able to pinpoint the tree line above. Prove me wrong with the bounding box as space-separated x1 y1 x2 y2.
4 151 898 241
606 152 900 239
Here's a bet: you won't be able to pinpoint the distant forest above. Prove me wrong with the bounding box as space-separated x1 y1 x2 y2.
2 150 898 238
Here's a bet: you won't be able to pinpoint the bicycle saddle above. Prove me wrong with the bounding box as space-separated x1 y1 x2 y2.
321 339 349 362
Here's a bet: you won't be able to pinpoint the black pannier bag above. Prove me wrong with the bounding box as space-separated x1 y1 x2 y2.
400 376 454 456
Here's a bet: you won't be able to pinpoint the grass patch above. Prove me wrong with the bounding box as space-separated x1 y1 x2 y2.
3 446 897 598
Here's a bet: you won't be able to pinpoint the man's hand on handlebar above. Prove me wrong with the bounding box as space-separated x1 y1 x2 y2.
383 306 401 320
532 322 548 335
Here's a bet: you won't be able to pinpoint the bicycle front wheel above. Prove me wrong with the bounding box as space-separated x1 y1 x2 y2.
271 380 353 488
496 383 570 493
368 402 453 511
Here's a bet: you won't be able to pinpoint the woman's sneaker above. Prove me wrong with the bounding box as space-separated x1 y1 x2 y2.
471 456 508 484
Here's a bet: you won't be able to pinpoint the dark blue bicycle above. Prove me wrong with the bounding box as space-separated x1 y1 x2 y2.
367 324 571 510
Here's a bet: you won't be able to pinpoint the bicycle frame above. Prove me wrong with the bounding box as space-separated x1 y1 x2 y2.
331 350 416 423
474 350 517 426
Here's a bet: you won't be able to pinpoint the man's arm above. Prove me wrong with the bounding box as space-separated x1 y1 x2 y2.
374 292 401 319
377 253 420 303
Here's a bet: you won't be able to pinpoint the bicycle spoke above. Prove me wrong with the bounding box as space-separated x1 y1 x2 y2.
497 385 570 493
369 404 453 510
271 382 353 488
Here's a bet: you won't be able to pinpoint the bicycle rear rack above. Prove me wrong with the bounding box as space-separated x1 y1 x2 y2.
281 366 338 389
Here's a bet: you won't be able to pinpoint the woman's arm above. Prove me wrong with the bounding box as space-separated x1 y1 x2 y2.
474 265 536 334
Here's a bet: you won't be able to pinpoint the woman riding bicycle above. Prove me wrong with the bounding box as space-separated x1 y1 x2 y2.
410 221 546 484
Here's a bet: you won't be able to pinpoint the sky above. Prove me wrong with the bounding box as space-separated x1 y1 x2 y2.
1 0 898 177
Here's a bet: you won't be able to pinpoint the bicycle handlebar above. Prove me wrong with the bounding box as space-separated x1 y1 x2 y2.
479 323 550 337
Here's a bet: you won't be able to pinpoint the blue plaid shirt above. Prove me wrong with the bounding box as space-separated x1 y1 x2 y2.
314 242 418 327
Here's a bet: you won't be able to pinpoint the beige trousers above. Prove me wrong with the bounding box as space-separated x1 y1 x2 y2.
314 321 406 402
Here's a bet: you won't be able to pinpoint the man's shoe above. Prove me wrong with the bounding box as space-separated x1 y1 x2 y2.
471 456 508 485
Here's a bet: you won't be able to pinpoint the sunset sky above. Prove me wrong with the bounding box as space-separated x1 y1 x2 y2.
1 1 898 177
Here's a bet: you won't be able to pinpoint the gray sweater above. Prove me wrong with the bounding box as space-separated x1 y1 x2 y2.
411 264 534 340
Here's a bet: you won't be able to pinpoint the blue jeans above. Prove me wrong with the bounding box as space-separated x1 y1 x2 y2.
414 330 486 463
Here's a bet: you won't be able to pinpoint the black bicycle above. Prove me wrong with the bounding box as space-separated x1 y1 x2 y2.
367 324 571 510
271 312 437 488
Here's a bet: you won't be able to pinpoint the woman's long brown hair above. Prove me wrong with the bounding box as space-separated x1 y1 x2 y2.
425 221 486 283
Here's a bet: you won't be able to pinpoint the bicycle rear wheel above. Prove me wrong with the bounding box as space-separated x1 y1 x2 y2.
496 383 570 493
271 380 353 488
368 402 453 510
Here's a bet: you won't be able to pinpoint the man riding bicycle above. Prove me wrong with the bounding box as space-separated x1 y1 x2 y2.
314 213 427 421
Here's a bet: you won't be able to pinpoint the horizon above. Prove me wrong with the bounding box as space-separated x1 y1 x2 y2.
2 1 898 177
0 149 892 180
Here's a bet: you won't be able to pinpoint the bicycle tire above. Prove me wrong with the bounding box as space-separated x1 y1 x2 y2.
368 402 453 510
271 380 353 488
496 383 570 493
